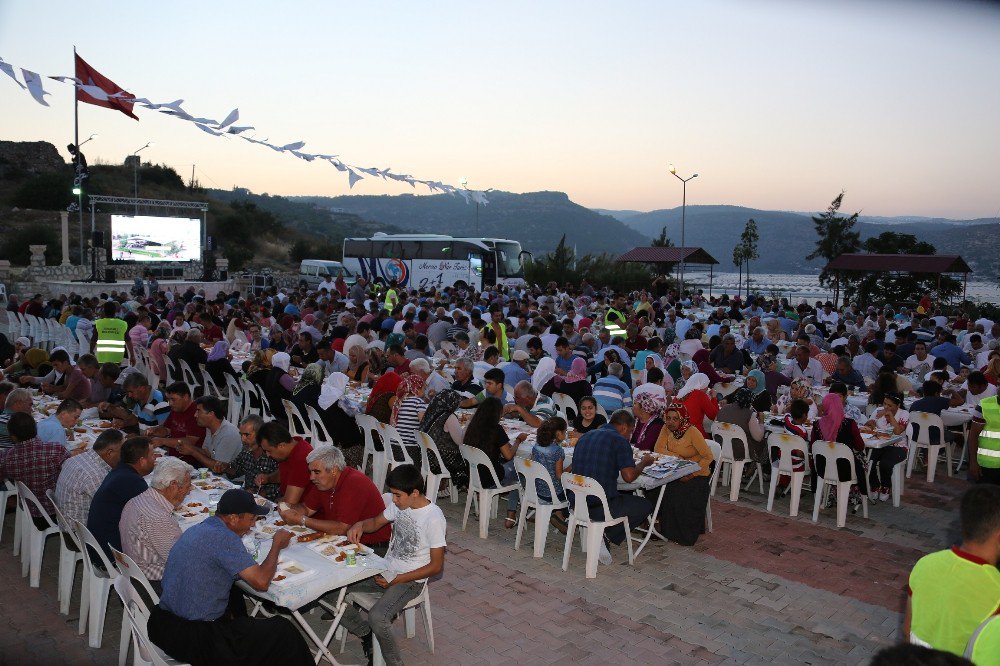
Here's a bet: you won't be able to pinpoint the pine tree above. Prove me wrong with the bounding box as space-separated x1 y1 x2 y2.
807 191 861 305
739 218 760 296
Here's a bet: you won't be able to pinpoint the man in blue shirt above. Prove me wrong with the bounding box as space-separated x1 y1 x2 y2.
930 334 973 373
593 363 632 413
36 398 82 450
86 436 156 557
149 489 312 665
500 351 532 388
568 410 654 565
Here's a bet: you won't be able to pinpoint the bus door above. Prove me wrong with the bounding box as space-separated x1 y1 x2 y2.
481 251 497 287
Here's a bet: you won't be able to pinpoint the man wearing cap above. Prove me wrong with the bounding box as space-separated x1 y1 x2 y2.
148 489 312 665
500 350 532 388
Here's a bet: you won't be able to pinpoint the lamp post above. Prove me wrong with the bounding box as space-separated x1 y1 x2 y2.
459 177 479 236
132 141 153 213
669 164 698 297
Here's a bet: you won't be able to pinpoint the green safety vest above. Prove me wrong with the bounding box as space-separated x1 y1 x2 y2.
965 615 1000 665
604 307 625 329
909 547 1000 657
94 317 127 364
482 322 510 361
978 396 1000 469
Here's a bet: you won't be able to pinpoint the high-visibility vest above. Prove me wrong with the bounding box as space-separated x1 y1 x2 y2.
909 547 1000 657
94 317 127 363
482 322 510 361
604 307 625 328
383 289 398 311
965 615 1000 665
978 396 1000 469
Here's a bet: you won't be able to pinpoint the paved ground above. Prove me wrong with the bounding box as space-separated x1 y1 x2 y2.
0 465 969 665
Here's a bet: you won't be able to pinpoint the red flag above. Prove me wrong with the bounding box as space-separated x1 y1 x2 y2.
75 53 139 121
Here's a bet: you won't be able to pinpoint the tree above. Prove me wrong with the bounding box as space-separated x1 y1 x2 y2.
732 243 746 298
650 226 675 276
739 218 760 296
850 232 962 304
807 191 861 306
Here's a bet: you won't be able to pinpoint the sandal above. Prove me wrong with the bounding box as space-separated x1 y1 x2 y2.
504 514 517 529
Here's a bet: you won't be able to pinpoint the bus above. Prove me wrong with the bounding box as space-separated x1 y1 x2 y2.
342 234 529 291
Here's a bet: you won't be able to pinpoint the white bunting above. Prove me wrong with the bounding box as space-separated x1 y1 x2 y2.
21 69 50 106
0 58 24 89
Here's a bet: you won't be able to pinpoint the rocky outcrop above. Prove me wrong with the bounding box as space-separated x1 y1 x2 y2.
0 141 66 180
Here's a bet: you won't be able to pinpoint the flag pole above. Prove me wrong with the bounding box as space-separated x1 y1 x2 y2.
74 45 83 266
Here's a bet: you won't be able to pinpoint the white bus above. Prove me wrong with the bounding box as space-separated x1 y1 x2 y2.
342 234 528 291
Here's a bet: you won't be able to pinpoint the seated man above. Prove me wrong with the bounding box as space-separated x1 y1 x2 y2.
0 412 69 528
148 489 313 665
256 421 312 506
177 396 243 473
905 485 1000 656
87 437 156 557
709 335 745 376
827 356 866 390
502 381 556 428
147 382 207 465
36 398 84 451
55 428 124 526
103 373 170 432
450 358 483 396
278 445 391 550
19 349 91 402
593 362 632 413
460 368 509 409
225 415 281 500
78 356 123 409
342 465 446 666
119 456 193 590
0 387 33 450
569 410 655 565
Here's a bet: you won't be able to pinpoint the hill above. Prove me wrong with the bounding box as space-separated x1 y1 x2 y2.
621 205 1000 277
290 191 649 256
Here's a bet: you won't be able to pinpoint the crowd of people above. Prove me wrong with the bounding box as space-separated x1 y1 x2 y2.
1 276 998 663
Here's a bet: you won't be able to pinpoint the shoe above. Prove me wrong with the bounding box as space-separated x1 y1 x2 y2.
823 491 835 509
361 633 374 665
879 488 891 502
549 513 568 535
598 539 613 566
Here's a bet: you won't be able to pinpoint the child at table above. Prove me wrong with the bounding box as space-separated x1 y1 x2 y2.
864 392 909 503
344 465 446 666
775 399 810 496
506 417 570 532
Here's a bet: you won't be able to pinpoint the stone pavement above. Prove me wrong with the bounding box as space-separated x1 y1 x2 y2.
0 466 969 665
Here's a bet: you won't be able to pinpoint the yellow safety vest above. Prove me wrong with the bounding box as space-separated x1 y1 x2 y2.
604 307 625 328
965 615 1000 665
94 317 127 364
978 396 1000 469
482 322 510 361
383 289 398 311
909 547 1000 657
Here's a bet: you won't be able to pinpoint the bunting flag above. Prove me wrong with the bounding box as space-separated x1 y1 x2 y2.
0 53 488 204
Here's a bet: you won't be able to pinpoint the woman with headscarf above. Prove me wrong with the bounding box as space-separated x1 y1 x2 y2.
744 369 772 413
366 371 402 423
692 348 734 387
675 373 719 437
418 389 468 489
305 371 364 466
673 360 698 395
2 340 50 380
651 400 715 546
532 356 557 395
810 392 868 511
262 351 296 422
246 348 274 385
716 387 768 466
347 345 370 383
776 378 818 420
147 323 172 383
391 373 428 464
204 340 238 387
630 391 666 452
542 357 592 408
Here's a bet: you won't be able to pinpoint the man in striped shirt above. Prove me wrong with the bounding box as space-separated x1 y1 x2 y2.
55 429 124 526
104 373 170 432
593 363 632 413
119 457 193 588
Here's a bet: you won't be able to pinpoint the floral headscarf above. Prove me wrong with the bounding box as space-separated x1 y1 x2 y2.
391 373 426 425
790 378 812 399
555 357 588 386
633 391 666 419
664 400 691 438
728 387 754 410
664 342 681 361
293 362 324 395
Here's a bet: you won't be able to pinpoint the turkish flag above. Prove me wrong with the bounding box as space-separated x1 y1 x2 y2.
75 53 139 121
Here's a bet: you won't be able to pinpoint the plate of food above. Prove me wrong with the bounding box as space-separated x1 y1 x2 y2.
270 559 314 585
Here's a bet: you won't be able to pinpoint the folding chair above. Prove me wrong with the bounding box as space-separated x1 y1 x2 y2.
906 411 952 483
416 431 458 504
459 444 518 539
14 482 60 587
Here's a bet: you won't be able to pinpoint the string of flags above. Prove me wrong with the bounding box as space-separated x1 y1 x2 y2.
0 53 489 205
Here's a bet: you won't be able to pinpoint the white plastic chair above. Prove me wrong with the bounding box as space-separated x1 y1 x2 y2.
112 575 189 666
513 458 568 558
459 444 518 539
906 411 952 483
594 402 609 420
305 405 335 447
340 584 434 658
354 413 384 478
0 480 18 549
765 433 811 517
416 431 458 504
46 490 85 615
14 482 60 587
199 364 226 401
225 374 244 423
177 359 201 395
705 439 722 533
812 441 868 528
111 548 161 666
76 325 93 358
710 421 763 502
164 357 180 387
561 473 636 579
282 399 311 441
75 519 121 648
377 424 416 470
551 392 579 421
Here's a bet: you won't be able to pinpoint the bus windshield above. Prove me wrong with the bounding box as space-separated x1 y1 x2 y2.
495 242 524 278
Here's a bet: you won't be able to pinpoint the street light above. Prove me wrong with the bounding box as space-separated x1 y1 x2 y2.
459 177 479 236
668 163 698 297
132 141 154 213
79 133 98 147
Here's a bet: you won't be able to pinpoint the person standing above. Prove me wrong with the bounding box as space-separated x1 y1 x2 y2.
969 394 1000 486
93 301 127 365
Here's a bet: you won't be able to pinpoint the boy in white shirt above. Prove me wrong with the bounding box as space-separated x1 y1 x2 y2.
344 465 446 666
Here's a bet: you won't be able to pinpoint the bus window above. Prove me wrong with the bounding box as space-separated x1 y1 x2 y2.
469 253 483 277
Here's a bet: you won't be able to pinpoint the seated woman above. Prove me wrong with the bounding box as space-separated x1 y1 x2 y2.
744 369 772 413
651 401 715 546
205 340 238 387
692 349 734 387
463 397 527 516
863 392 909 503
541 357 593 409
148 324 172 383
3 342 50 381
673 360 698 395
776 378 818 420
390 373 428 465
347 345 370 383
810 393 868 511
365 371 402 424
419 389 468 490
717 387 768 467
262 351 295 421
676 373 719 437
506 416 569 531
571 396 607 436
245 349 274 386
630 391 665 451
756 353 791 403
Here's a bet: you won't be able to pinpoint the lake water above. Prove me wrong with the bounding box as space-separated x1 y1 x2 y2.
685 271 1000 304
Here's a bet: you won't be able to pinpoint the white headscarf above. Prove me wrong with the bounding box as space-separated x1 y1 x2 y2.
318 372 349 410
676 372 710 400
271 352 291 372
531 356 556 394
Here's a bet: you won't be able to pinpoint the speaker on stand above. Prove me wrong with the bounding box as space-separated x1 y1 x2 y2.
85 230 105 283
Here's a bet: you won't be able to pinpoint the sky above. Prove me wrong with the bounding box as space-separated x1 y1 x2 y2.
2 0 999 219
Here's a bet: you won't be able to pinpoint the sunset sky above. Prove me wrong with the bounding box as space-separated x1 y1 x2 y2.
2 0 998 219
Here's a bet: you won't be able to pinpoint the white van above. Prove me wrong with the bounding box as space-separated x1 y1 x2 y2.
298 260 356 289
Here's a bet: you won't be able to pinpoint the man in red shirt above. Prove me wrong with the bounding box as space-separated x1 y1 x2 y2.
278 445 391 550
256 422 312 505
148 382 206 466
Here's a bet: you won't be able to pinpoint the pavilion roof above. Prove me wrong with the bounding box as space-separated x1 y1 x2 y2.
617 247 720 265
824 254 972 274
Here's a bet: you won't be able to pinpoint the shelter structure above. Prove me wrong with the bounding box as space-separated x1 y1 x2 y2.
617 247 720 296
824 253 973 301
